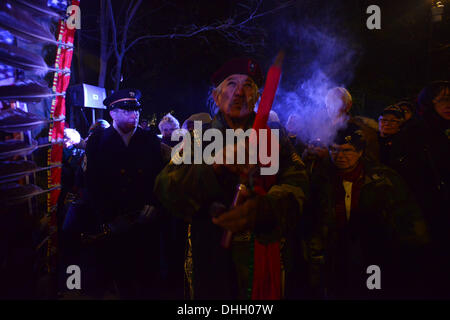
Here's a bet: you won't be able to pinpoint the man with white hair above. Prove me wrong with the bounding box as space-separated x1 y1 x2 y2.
158 113 180 147
325 87 380 163
155 57 309 299
63 127 81 148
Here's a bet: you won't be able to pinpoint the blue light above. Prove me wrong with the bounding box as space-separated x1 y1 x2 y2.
0 30 15 85
0 30 14 44
47 0 68 11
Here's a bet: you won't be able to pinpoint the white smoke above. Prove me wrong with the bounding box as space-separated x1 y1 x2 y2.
272 23 361 146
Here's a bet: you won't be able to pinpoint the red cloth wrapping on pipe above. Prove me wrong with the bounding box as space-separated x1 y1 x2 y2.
250 63 283 300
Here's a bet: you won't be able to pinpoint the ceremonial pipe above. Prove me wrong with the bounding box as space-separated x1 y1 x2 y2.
221 51 285 249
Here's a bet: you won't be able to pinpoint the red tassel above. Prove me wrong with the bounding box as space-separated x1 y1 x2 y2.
252 240 281 300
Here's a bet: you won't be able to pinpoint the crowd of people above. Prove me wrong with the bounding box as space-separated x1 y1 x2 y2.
56 56 449 300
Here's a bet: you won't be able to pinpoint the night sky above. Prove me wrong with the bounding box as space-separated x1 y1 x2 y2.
69 0 449 135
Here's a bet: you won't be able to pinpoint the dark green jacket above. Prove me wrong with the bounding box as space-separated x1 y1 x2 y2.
154 111 309 299
307 160 429 299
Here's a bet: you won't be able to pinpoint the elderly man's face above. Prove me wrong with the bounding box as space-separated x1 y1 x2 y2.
110 108 139 133
329 143 363 172
433 88 450 121
326 94 350 123
213 74 259 119
161 124 176 139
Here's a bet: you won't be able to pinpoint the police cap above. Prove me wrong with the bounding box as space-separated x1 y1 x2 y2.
103 89 142 111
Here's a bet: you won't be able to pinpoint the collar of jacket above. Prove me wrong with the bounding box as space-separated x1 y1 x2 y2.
320 158 394 189
211 111 257 131
361 161 395 188
320 161 395 228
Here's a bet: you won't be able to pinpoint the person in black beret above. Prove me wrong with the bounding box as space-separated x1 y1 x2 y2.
306 122 429 299
377 105 405 166
81 88 164 299
378 105 404 137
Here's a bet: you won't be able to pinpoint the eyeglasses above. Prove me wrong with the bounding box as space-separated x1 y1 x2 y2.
433 96 450 104
116 109 140 115
379 118 402 125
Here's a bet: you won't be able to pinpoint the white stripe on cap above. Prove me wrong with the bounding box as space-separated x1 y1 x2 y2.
110 97 137 106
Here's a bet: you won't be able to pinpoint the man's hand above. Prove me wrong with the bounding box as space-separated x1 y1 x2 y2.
212 138 257 177
212 197 259 232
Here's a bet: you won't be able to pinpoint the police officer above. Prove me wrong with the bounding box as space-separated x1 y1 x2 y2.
83 89 164 299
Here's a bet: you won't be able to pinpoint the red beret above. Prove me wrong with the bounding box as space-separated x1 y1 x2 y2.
211 57 264 88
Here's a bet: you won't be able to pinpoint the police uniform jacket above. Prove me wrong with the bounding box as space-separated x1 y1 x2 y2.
85 126 163 225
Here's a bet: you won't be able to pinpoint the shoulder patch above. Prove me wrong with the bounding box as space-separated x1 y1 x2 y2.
371 173 381 180
370 171 394 187
291 152 305 167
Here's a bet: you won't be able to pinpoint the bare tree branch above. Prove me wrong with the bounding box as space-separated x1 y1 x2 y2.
98 0 110 87
103 0 292 90
107 0 119 59
126 0 135 18
124 0 293 53
126 0 142 32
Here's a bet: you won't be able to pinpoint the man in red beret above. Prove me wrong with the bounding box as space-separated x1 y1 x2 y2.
209 57 264 129
155 57 309 299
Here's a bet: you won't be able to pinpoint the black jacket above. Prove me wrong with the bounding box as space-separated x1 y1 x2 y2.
390 111 449 245
85 126 164 225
